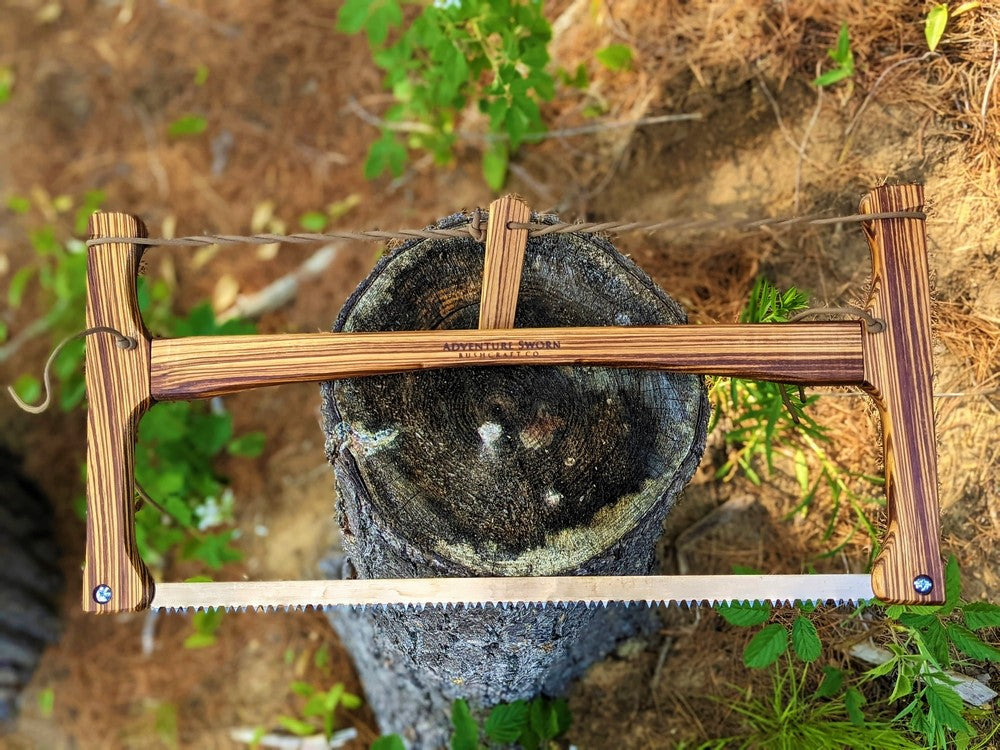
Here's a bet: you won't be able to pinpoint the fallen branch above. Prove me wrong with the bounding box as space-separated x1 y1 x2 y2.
849 640 996 707
344 96 701 143
229 727 357 749
219 242 345 322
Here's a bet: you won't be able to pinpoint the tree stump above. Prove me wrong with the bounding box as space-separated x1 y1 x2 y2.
320 210 708 748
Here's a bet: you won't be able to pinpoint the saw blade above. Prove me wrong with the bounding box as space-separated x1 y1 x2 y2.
151 574 876 613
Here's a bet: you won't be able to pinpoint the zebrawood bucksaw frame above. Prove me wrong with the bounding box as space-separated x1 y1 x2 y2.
82 184 944 613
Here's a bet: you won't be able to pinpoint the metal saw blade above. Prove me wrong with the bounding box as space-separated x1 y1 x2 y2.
151 574 876 613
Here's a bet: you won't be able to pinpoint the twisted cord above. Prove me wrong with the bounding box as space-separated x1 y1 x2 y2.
7 326 136 414
85 210 926 249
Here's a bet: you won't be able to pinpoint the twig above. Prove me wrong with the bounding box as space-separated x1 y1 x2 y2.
755 74 824 172
218 242 345 322
141 609 160 657
344 96 701 143
673 495 758 575
794 68 824 211
842 52 937 143
230 727 358 749
982 38 1000 133
650 636 675 690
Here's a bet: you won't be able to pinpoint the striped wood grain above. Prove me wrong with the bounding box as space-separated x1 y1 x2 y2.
149 323 865 400
84 212 155 613
861 184 945 604
478 195 531 329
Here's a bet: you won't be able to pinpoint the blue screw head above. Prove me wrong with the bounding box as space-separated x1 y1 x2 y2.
913 575 934 595
93 584 113 604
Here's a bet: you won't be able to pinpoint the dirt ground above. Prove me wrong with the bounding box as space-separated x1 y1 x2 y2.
0 1 997 748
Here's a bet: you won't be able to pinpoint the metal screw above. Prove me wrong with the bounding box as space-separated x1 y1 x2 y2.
913 575 934 595
93 584 113 604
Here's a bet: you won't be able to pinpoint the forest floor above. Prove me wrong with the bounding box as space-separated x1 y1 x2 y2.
0 1 997 748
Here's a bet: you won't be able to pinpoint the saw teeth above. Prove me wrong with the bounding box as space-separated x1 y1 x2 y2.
152 597 869 614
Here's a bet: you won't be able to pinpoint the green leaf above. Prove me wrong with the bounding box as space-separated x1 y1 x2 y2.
0 319 6 343
279 715 318 737
12 374 41 405
371 736 406 750
944 555 961 613
793 449 810 495
183 631 218 649
925 4 949 52
336 0 371 34
8 265 35 308
341 691 362 710
813 67 853 88
189 413 233 455
743 623 788 669
814 666 843 699
924 679 970 733
37 687 54 717
450 699 478 750
0 66 14 105
528 698 561 740
365 132 408 180
919 618 950 667
6 195 30 213
484 700 528 743
299 211 328 232
791 616 821 662
551 699 571 736
889 663 915 702
194 64 209 86
167 115 207 137
833 23 852 65
716 601 772 627
595 44 633 72
947 623 1000 662
481 142 508 191
844 686 866 726
228 432 266 457
291 681 315 698
963 601 1000 630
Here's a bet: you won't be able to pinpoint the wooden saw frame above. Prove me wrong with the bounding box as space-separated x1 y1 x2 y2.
81 184 944 613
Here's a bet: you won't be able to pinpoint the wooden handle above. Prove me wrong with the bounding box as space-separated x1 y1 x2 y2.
478 195 531 330
149 323 865 400
84 212 155 613
860 185 945 604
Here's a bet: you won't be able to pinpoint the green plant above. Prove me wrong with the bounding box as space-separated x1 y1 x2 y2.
167 114 207 137
813 23 854 87
371 735 406 750
278 682 362 741
445 696 571 750
133 303 262 572
717 595 822 669
0 66 14 105
709 659 922 749
595 43 633 72
872 556 1000 748
924 2 981 52
710 277 884 556
336 0 555 189
717 557 1000 748
8 195 263 575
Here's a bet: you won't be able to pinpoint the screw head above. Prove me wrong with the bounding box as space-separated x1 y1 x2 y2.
93 584 113 604
913 575 934 595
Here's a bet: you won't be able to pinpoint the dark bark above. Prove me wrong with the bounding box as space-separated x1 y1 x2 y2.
321 211 708 748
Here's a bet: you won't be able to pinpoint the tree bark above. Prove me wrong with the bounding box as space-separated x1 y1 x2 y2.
320 211 708 748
